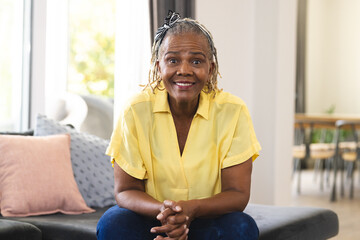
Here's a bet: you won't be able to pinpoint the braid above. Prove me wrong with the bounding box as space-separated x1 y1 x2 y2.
146 11 221 94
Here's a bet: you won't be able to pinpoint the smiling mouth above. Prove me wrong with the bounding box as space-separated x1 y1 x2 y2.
175 82 194 87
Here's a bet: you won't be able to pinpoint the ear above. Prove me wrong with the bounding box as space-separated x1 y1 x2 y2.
156 61 161 74
209 62 215 75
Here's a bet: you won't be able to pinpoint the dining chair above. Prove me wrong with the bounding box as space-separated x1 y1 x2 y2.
330 120 360 201
293 120 336 193
293 120 306 194
309 122 336 191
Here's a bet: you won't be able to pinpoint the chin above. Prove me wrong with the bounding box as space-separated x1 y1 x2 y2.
175 94 199 104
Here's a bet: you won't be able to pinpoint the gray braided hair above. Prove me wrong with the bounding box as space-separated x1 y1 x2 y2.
147 11 221 94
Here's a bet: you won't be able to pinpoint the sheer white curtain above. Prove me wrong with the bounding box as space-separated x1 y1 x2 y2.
30 0 69 128
45 0 69 115
114 0 151 120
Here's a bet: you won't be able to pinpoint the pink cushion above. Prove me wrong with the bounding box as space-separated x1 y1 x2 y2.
0 134 94 217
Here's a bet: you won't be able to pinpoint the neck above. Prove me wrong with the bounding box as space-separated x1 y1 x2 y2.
168 95 199 119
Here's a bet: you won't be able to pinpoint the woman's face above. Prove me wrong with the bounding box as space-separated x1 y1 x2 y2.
157 32 214 106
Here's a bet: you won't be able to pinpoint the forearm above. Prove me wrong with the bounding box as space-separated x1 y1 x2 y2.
189 190 249 219
115 189 162 218
188 158 253 219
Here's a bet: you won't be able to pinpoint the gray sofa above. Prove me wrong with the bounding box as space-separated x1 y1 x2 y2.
0 116 339 240
1 204 338 240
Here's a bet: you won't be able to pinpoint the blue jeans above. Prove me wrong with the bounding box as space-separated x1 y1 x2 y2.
97 205 259 240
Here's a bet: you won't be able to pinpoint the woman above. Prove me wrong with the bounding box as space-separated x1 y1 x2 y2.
97 11 261 240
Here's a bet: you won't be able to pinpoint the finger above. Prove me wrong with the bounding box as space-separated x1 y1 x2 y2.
166 228 189 240
163 200 182 212
155 233 188 240
154 236 165 240
166 224 188 238
179 228 189 240
166 214 189 225
157 207 176 221
151 223 176 234
154 235 179 240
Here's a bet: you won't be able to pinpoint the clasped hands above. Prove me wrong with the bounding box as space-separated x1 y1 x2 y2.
151 200 194 240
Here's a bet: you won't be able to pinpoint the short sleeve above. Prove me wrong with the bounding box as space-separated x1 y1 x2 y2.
106 107 147 179
221 104 261 169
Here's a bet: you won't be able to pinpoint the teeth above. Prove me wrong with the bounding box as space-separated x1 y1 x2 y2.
176 82 193 86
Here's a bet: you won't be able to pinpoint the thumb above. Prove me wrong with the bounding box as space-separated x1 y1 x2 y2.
163 200 182 212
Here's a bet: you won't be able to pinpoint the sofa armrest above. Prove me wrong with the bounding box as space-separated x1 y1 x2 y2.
245 204 339 240
0 219 42 240
0 130 34 136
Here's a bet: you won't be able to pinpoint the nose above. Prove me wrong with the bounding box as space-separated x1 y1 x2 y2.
177 62 193 76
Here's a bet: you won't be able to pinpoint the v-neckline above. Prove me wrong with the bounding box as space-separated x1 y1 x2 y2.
170 114 195 158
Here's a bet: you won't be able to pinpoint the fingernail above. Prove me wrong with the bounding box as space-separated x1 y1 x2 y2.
157 213 163 219
150 228 156 233
186 228 189 234
184 224 187 229
175 206 181 211
186 216 189 220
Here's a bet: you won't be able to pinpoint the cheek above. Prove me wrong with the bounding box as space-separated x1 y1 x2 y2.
198 69 211 80
158 62 170 76
159 69 170 79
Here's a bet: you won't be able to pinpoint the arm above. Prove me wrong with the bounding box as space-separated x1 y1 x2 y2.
115 163 189 239
191 156 253 217
152 157 253 236
114 162 162 218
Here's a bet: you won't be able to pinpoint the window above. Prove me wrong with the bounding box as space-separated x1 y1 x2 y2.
1 0 150 131
67 0 115 98
0 0 30 131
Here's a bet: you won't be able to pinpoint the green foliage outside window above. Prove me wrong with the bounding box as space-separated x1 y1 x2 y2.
67 0 115 98
310 105 351 143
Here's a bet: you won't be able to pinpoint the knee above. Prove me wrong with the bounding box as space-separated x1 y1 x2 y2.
218 212 259 239
96 206 141 240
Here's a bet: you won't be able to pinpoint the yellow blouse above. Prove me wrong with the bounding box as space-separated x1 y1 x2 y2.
106 87 261 202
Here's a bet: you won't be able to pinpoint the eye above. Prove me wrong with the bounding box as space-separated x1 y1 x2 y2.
192 60 201 65
168 58 177 64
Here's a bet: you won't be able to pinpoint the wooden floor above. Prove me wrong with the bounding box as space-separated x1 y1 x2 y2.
291 169 360 240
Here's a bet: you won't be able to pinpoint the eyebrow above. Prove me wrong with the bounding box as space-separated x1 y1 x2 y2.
164 51 207 58
164 51 179 56
190 52 206 58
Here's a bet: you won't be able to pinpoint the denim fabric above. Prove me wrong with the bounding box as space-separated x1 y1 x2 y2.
97 205 259 240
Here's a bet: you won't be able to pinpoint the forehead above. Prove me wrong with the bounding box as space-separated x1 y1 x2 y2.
159 32 211 57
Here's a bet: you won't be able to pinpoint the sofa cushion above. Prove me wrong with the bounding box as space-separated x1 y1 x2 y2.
0 134 94 217
0 219 42 240
244 204 339 240
5 207 109 240
1 204 339 240
34 114 116 208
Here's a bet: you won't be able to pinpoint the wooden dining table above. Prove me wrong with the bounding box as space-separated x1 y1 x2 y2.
294 113 360 202
295 113 360 127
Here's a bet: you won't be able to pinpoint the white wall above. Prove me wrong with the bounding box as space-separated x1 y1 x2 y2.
196 0 297 205
196 0 255 105
114 0 151 120
306 0 360 114
30 0 47 128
